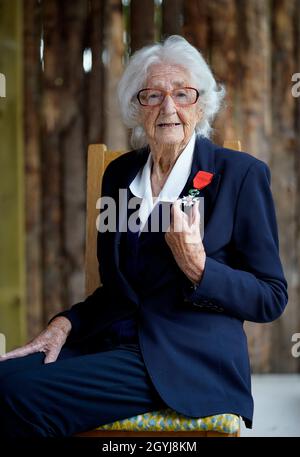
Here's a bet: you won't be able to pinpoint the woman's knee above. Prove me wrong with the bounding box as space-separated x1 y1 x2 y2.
0 352 44 381
0 370 52 437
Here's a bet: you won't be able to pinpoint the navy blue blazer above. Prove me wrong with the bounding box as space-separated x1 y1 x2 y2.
54 135 288 428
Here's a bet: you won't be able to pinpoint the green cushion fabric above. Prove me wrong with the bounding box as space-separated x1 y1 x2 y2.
96 408 240 434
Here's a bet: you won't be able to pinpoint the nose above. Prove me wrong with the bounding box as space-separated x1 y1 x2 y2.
160 94 177 114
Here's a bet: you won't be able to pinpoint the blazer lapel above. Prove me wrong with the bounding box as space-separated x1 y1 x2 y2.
115 146 150 246
178 136 221 228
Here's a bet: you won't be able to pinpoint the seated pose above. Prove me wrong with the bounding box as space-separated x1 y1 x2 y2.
0 35 288 437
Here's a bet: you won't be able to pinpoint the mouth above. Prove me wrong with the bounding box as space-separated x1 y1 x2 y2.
157 123 181 128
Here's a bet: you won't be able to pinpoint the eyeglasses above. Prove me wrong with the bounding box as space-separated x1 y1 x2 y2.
137 87 200 107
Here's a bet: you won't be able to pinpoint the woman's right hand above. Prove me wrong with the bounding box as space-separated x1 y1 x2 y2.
0 316 72 364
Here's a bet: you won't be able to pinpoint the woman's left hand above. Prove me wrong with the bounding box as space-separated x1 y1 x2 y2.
165 199 206 285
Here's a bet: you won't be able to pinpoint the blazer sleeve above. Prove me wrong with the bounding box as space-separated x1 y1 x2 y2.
183 160 288 323
48 163 113 341
48 287 107 342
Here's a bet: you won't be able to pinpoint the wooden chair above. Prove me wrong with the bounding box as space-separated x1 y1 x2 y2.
77 140 242 437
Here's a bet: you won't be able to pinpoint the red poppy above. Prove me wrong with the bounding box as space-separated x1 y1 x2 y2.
193 171 214 190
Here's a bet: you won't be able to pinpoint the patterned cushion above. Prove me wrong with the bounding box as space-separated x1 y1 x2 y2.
96 408 240 434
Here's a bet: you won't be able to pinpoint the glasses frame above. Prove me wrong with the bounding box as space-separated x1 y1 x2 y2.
137 87 200 107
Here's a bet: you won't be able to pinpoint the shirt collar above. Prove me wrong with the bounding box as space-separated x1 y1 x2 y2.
129 132 196 232
129 131 196 203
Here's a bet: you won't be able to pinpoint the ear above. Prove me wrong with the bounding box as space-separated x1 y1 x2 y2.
196 103 204 122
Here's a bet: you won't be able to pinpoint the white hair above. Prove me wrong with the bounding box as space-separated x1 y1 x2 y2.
117 35 226 149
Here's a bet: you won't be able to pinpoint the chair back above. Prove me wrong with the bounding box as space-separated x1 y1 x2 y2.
85 140 242 296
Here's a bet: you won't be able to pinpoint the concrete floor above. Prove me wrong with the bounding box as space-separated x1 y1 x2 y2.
240 374 300 437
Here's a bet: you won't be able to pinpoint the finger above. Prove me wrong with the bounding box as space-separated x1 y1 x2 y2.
187 205 194 226
192 199 200 225
44 347 61 364
174 199 191 232
171 199 182 217
0 343 39 361
188 200 198 227
170 200 179 229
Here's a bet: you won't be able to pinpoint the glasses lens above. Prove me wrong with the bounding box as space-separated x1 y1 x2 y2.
172 88 198 105
138 89 163 106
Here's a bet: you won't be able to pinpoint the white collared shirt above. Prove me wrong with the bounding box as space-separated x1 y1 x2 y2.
129 131 196 234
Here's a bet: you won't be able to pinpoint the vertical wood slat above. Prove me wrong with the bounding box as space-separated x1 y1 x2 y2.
60 0 88 306
295 1 300 373
162 0 183 38
236 0 272 162
183 0 210 59
87 0 106 144
0 0 26 350
234 0 273 373
104 0 128 150
23 0 44 339
269 0 299 373
208 0 239 145
41 0 64 323
130 0 155 53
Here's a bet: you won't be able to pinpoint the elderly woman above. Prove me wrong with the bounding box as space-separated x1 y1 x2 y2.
0 35 287 437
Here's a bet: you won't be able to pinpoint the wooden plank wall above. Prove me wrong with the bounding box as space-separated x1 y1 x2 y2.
22 0 300 373
0 0 26 350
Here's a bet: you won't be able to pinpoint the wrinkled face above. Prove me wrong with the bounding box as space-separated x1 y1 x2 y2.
138 64 203 147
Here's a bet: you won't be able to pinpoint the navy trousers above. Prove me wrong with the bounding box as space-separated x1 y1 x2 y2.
0 336 166 437
0 204 167 438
